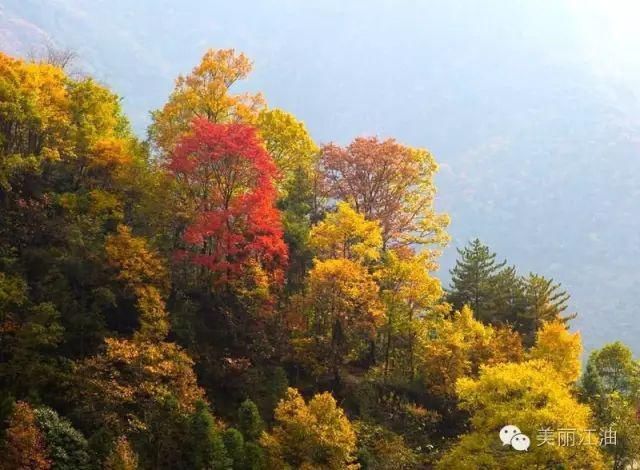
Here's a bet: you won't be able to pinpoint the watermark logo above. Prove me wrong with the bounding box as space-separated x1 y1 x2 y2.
499 425 530 451
536 426 617 447
500 425 617 450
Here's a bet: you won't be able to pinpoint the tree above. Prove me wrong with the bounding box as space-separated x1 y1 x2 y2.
105 225 170 341
261 388 358 469
257 109 320 292
0 273 63 397
256 108 318 196
376 248 444 380
582 341 639 400
1 401 51 470
150 48 265 152
447 239 507 323
581 342 640 470
320 136 449 250
187 401 230 470
416 306 523 402
34 407 91 470
76 230 206 465
521 273 574 343
529 320 582 384
437 360 605 470
169 118 287 289
104 436 138 470
222 428 245 469
309 201 383 263
238 399 264 442
304 258 384 383
354 421 418 470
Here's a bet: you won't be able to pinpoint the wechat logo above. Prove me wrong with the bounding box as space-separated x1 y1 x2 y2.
500 425 530 451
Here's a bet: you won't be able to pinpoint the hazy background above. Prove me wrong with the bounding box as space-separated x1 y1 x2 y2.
2 0 640 353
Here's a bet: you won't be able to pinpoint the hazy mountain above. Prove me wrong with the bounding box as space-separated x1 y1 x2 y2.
2 0 640 353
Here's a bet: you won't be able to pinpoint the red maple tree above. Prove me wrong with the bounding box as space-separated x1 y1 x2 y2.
169 118 288 286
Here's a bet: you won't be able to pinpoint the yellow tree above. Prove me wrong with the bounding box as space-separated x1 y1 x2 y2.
105 224 169 341
437 360 605 469
261 387 358 469
309 201 383 263
149 48 265 152
256 108 318 196
375 248 444 379
529 320 582 384
104 436 139 470
302 258 384 383
417 306 523 401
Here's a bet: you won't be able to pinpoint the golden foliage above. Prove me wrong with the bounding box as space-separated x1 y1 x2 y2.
256 108 318 195
150 48 265 151
77 338 204 434
0 401 51 470
529 320 582 384
309 202 383 263
104 436 139 470
437 360 605 469
261 387 358 469
417 306 523 399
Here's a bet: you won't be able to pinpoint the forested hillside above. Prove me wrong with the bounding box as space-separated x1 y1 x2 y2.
0 47 638 469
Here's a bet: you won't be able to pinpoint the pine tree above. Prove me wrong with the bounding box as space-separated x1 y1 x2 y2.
238 399 264 442
222 428 245 469
520 273 574 344
187 401 230 470
447 239 506 323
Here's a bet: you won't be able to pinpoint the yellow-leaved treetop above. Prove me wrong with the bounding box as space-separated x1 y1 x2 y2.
376 248 445 379
104 436 139 470
309 201 383 263
149 48 265 152
256 108 319 195
437 360 605 470
260 387 358 469
529 320 582 384
417 305 524 400
302 258 384 383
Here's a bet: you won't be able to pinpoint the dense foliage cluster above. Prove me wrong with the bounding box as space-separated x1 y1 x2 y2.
0 47 636 469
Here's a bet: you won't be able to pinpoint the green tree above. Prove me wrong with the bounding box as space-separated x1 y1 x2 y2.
447 239 506 323
34 407 91 470
187 401 230 470
581 342 640 469
520 273 574 344
238 399 264 442
222 428 245 469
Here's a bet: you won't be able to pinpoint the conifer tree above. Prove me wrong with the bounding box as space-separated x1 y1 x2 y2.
237 399 264 442
520 273 573 344
447 239 506 323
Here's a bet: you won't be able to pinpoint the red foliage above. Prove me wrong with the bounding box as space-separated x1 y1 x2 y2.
169 118 287 285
